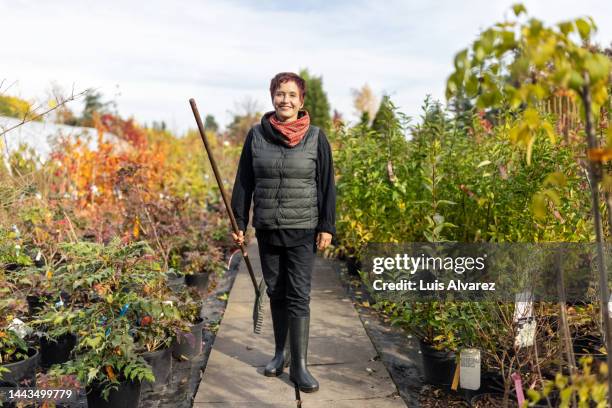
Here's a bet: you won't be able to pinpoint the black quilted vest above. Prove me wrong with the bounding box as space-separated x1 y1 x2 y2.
251 124 319 229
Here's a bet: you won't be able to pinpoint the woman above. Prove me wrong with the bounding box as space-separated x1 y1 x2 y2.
230 72 336 393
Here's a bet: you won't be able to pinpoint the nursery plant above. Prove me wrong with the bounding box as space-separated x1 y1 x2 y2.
50 290 155 400
446 4 612 404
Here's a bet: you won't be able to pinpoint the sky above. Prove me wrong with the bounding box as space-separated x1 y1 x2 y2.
1 0 611 135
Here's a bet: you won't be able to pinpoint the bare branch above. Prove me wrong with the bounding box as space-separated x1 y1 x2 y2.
0 88 90 137
0 80 18 95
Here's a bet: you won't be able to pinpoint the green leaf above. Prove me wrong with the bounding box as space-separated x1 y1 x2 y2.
526 388 542 403
524 108 539 128
86 335 103 348
541 122 556 144
87 367 100 384
544 188 561 206
585 54 611 83
526 134 535 165
465 74 479 97
575 18 592 41
568 70 584 90
532 194 545 218
454 49 469 71
446 75 459 99
511 3 526 17
543 172 567 187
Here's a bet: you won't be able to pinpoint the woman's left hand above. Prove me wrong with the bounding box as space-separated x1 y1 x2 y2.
316 232 333 251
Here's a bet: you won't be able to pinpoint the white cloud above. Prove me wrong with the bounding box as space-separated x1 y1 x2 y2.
1 0 610 134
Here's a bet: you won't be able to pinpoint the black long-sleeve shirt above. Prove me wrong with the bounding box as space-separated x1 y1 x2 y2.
231 113 336 247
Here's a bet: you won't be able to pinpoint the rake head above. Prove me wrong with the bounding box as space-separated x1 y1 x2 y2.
253 278 266 334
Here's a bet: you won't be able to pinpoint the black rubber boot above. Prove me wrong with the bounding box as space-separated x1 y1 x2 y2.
289 316 319 393
264 300 290 377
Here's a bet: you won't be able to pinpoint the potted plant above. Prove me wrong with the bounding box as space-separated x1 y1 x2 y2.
31 306 81 369
390 301 462 388
48 287 154 407
0 292 39 387
0 228 33 274
377 298 486 389
182 245 224 291
464 301 561 408
131 298 183 389
569 302 606 362
171 290 204 361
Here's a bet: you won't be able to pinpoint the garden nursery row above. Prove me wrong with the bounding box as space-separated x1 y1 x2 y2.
2 4 612 408
0 106 236 407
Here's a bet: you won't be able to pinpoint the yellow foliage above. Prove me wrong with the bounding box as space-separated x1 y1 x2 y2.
0 95 34 120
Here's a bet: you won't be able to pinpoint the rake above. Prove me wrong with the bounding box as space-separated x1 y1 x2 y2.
189 98 265 334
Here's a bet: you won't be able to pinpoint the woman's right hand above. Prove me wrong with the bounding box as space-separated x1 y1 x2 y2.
232 230 245 246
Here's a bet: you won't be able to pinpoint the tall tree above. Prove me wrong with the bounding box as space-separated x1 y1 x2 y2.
352 84 378 126
299 69 331 133
371 95 398 135
80 91 114 127
204 114 219 133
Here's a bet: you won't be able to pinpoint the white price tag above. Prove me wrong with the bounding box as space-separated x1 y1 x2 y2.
460 349 481 390
513 291 533 322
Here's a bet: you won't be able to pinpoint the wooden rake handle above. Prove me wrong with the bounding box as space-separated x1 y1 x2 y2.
189 98 260 295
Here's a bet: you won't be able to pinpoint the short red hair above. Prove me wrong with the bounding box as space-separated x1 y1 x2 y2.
269 72 306 101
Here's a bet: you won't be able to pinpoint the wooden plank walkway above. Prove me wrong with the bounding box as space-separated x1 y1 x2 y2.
194 238 407 408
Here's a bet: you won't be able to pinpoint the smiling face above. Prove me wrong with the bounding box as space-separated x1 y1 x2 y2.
272 80 304 122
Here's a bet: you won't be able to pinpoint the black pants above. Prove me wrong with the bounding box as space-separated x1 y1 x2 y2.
258 240 317 318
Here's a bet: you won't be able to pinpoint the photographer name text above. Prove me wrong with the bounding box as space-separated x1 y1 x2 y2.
372 279 495 291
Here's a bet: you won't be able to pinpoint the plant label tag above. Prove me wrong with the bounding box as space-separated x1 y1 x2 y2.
515 319 536 348
459 348 481 390
8 318 29 338
512 372 525 406
608 294 612 315
513 290 533 322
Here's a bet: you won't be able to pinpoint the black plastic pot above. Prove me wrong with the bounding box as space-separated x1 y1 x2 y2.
141 346 172 390
40 333 77 369
172 318 204 360
184 272 209 290
419 340 456 389
0 380 17 408
573 334 606 361
86 379 141 408
166 272 186 293
4 263 21 272
1 348 39 387
346 257 362 276
26 294 48 316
